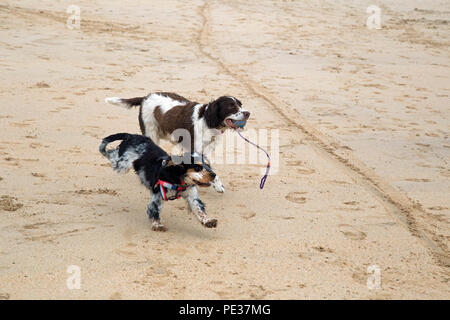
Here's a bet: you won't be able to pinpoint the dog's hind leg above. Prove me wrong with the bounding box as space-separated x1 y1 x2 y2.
146 192 166 231
183 187 217 228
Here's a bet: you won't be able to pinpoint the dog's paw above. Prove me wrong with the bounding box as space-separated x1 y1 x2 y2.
212 177 225 193
151 223 168 232
203 218 218 228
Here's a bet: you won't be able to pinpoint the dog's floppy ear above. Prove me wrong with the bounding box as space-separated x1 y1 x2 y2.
204 99 222 128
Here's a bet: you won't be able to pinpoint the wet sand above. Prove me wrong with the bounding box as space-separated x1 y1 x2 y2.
0 0 448 299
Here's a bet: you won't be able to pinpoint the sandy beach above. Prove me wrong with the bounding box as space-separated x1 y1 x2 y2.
0 0 448 299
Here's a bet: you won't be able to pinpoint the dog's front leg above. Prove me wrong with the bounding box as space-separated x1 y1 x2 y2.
146 192 167 231
183 187 217 228
195 135 225 194
211 175 225 193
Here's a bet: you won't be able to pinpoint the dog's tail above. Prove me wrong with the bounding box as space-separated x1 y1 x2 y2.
104 96 145 109
99 133 130 157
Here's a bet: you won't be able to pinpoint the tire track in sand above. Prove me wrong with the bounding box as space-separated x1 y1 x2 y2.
196 1 449 268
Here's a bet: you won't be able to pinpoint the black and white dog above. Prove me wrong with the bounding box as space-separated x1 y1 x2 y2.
105 92 250 193
99 133 217 231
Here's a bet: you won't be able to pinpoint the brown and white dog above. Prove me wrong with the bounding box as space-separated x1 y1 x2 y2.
105 92 250 193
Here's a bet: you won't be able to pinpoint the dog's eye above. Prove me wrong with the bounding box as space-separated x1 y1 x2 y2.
194 165 202 172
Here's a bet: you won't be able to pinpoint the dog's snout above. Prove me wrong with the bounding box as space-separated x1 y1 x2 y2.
243 111 250 119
